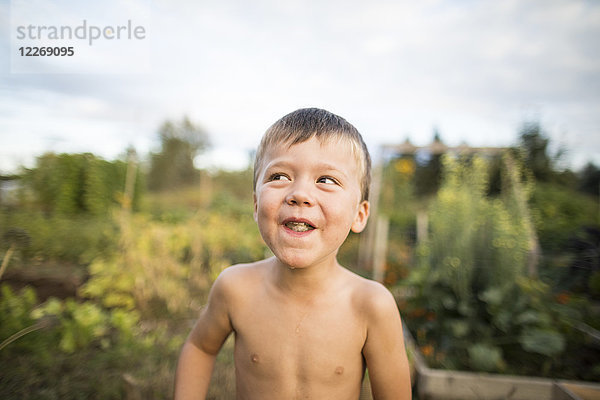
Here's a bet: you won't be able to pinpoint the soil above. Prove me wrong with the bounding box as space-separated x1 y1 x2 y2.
1 262 86 302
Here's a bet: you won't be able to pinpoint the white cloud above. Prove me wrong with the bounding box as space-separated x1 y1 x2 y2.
0 0 598 173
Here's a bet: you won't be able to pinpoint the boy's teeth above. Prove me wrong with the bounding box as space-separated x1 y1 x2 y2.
285 221 313 232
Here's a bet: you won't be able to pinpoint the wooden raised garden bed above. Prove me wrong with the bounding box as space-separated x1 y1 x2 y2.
404 324 600 400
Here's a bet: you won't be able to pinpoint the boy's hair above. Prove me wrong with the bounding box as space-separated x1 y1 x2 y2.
253 108 372 201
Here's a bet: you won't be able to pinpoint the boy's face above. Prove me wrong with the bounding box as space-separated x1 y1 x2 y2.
254 136 369 270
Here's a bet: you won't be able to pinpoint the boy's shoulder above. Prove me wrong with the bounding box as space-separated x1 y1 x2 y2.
211 259 270 292
220 258 270 277
341 268 398 317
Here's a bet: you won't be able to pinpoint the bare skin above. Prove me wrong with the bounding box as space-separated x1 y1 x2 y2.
174 137 411 399
175 257 411 400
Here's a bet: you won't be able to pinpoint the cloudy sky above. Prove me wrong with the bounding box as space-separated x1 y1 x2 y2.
1 0 599 173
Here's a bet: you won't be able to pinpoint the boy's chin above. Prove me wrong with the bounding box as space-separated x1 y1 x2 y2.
274 255 310 270
273 251 334 271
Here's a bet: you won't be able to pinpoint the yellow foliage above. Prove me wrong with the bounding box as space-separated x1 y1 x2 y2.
82 209 265 319
394 158 416 176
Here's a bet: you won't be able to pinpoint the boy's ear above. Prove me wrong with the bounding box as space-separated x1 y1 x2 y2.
351 200 370 233
253 193 258 222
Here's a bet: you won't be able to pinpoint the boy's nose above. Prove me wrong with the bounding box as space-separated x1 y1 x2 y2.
285 181 313 206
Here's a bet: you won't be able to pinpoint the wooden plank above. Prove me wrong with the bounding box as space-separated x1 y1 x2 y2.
372 215 389 283
560 382 600 400
554 383 582 400
417 368 554 400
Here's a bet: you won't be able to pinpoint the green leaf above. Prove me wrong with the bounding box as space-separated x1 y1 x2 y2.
60 328 76 353
516 310 549 326
492 310 512 332
468 343 504 372
457 301 474 317
519 328 565 356
480 287 504 306
441 294 456 310
449 319 470 338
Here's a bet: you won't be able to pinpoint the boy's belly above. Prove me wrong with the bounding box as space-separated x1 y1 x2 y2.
232 310 366 399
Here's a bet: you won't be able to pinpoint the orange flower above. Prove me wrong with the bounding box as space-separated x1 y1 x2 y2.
420 344 434 356
410 308 426 318
555 292 570 304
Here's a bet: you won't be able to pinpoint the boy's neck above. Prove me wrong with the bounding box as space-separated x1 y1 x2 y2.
269 256 344 300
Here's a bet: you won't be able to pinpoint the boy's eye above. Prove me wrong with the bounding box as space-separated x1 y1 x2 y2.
317 176 337 185
269 173 290 182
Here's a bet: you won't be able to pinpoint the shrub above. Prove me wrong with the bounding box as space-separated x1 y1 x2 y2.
531 183 599 253
0 284 183 400
404 155 600 379
0 210 118 265
82 210 265 320
20 152 143 216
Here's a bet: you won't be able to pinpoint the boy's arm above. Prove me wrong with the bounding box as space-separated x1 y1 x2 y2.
174 270 235 400
362 284 411 400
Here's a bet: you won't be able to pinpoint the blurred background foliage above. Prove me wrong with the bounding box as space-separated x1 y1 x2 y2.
382 122 600 380
0 117 599 398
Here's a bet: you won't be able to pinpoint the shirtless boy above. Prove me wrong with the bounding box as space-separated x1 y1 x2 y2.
174 108 411 399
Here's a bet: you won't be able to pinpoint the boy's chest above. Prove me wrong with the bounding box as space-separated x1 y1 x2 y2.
231 293 366 383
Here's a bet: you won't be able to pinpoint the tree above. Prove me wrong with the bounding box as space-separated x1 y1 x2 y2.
517 122 556 182
414 130 444 198
578 162 600 197
147 117 209 191
21 153 142 215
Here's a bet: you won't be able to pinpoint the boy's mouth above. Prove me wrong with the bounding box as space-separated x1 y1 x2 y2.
283 219 316 232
